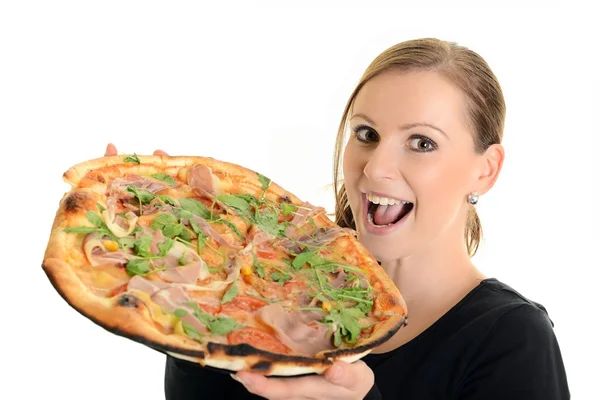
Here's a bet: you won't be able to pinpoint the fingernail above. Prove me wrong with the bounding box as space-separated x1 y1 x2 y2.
230 373 250 386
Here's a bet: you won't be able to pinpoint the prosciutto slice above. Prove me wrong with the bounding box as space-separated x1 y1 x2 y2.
83 232 134 267
254 303 334 355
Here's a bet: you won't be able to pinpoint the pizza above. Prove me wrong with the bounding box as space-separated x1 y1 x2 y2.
42 154 408 376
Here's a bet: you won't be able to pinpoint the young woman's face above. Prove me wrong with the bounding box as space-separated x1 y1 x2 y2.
342 70 484 262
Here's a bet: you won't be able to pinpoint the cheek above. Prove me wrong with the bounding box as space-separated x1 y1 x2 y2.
412 155 474 209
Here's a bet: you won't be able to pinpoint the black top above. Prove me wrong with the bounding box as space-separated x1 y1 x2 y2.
163 278 570 399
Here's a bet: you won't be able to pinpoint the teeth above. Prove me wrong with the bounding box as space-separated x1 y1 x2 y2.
366 193 410 206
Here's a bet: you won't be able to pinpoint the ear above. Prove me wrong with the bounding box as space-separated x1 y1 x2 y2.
475 143 504 195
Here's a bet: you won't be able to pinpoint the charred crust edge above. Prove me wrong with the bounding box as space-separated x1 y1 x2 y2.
117 294 140 308
41 258 406 368
41 262 206 359
206 342 333 366
64 192 87 212
322 315 407 358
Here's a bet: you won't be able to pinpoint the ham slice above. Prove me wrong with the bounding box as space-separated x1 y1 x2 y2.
158 261 208 284
255 303 334 356
284 202 326 237
127 276 208 334
83 232 134 267
187 164 221 196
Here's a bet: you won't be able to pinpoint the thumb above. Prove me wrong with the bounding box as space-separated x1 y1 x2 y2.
324 360 371 388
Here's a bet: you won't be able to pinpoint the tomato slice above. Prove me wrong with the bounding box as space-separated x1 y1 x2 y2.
231 295 269 313
256 248 277 260
198 303 221 315
228 327 290 354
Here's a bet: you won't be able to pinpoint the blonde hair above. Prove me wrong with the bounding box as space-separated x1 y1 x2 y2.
333 38 505 257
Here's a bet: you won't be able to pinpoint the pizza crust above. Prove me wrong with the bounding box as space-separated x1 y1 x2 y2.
43 154 408 376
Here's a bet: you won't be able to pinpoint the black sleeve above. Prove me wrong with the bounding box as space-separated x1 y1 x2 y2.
164 355 266 400
457 304 570 400
363 382 383 400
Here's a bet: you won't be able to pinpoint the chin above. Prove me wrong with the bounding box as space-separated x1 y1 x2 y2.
357 230 409 263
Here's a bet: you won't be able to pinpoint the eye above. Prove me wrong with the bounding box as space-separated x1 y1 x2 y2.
408 135 437 152
352 124 379 143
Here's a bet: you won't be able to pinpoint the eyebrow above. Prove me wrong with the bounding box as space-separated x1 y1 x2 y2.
350 113 449 139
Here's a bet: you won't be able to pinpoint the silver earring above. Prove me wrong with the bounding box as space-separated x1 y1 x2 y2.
467 192 479 205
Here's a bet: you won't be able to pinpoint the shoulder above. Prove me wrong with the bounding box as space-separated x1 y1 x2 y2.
456 279 570 399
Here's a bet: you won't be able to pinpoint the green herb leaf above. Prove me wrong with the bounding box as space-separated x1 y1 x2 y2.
221 282 238 304
126 258 152 276
187 302 242 335
124 154 141 164
217 218 244 238
269 271 292 285
257 173 271 192
182 323 204 342
151 173 176 185
178 198 213 220
217 195 251 212
97 203 106 213
86 211 104 227
253 255 266 278
280 202 297 216
63 226 105 234
158 195 177 206
255 209 286 237
126 186 155 205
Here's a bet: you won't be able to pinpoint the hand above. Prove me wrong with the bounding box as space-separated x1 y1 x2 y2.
231 360 375 400
103 143 169 157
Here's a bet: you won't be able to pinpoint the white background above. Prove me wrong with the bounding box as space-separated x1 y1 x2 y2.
1 1 598 399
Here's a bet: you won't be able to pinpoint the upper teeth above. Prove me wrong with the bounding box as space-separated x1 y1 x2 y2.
366 193 410 206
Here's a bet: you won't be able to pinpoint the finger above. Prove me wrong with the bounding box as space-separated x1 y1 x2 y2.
324 360 373 390
233 372 345 400
153 149 169 156
105 143 118 156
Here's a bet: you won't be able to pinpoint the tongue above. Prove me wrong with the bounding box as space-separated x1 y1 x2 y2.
373 204 405 226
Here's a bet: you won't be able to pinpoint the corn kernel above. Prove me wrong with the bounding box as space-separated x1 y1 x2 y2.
103 240 119 252
241 265 253 276
243 274 256 285
321 301 332 312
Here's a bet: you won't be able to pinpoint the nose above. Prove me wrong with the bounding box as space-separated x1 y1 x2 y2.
363 139 401 182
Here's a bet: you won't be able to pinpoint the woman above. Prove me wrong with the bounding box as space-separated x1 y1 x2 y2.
105 38 570 399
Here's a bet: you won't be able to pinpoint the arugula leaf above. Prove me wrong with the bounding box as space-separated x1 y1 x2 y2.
97 203 106 213
123 154 140 164
292 250 321 269
217 218 244 238
151 213 179 229
86 211 104 227
63 226 104 234
252 255 266 278
255 209 286 237
221 282 238 304
269 271 291 285
186 302 242 335
178 198 213 220
126 186 155 205
322 307 365 346
125 258 152 276
182 323 203 342
257 173 271 192
151 173 176 185
217 195 251 213
280 202 297 216
158 195 177 206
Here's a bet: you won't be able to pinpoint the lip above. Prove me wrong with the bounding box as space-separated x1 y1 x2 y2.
361 193 413 235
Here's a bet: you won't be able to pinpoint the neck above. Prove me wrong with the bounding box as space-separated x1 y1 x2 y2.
381 228 485 306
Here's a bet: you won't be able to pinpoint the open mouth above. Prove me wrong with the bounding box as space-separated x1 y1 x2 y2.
365 194 414 227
